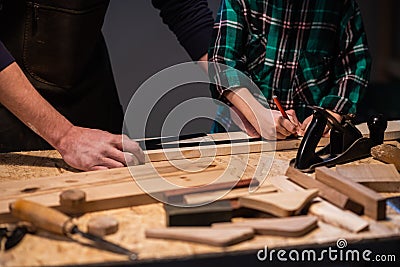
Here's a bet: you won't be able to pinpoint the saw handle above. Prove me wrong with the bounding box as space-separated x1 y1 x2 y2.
9 199 75 235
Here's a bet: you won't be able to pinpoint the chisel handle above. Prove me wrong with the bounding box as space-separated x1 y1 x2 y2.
9 199 75 235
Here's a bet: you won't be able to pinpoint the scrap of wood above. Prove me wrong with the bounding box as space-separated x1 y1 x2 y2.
183 184 277 205
371 144 400 171
145 227 254 247
163 178 258 203
336 164 400 192
268 176 369 233
309 201 369 233
239 189 318 217
356 120 400 141
285 166 363 213
315 167 386 220
212 215 318 237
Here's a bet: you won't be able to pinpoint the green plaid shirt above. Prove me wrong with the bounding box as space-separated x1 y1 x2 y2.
209 0 371 131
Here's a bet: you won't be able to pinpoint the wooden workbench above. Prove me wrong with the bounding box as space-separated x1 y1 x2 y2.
1 139 400 266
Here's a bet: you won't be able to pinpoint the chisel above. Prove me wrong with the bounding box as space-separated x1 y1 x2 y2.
9 199 137 261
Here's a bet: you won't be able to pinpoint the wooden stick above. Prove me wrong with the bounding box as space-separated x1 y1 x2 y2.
315 167 386 220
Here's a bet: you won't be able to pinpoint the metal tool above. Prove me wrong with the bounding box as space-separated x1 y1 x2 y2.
0 224 29 251
290 106 387 172
137 132 207 150
9 199 137 260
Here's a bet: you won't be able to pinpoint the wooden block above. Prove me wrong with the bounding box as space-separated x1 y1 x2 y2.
309 201 369 233
183 184 277 205
267 176 369 233
87 216 119 236
285 166 363 213
145 227 254 247
212 215 318 237
371 144 400 171
59 189 86 216
315 167 386 220
336 164 400 192
238 189 318 217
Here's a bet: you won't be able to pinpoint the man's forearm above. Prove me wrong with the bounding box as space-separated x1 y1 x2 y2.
0 62 73 150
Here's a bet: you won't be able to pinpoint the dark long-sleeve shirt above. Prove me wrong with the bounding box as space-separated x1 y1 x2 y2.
0 40 14 71
152 0 214 60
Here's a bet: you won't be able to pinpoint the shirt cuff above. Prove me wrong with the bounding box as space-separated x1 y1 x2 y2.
0 41 14 71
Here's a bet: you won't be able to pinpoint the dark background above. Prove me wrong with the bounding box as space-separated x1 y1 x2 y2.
102 0 400 137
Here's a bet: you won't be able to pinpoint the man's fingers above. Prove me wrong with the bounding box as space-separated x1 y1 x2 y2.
120 135 145 164
124 152 142 166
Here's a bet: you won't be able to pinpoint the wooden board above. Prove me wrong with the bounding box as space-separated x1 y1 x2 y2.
238 189 318 217
336 164 400 192
315 167 387 220
145 227 255 247
212 215 318 237
144 137 329 162
0 157 251 223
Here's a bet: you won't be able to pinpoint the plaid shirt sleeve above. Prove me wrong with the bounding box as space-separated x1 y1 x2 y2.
319 1 371 115
208 0 250 100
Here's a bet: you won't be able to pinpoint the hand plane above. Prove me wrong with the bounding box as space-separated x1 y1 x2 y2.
290 106 387 172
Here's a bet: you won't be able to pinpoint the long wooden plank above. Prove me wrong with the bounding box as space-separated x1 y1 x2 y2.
0 157 251 223
145 137 329 162
315 167 386 220
285 166 363 213
143 120 400 162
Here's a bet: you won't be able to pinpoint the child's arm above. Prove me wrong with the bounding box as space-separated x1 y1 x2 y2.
225 88 298 139
209 0 298 139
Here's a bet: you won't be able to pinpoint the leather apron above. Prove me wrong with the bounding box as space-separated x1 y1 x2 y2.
0 0 124 152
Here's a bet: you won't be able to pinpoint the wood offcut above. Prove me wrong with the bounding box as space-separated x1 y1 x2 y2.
315 167 386 220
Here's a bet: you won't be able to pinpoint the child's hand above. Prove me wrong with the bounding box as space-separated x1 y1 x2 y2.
298 110 342 137
271 109 300 139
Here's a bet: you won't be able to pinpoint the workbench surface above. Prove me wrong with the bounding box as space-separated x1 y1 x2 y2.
1 141 400 266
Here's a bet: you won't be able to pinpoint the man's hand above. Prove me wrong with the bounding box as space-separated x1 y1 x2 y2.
298 110 343 137
55 126 145 171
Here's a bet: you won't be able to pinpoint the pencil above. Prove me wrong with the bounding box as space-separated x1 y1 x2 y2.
272 95 289 120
